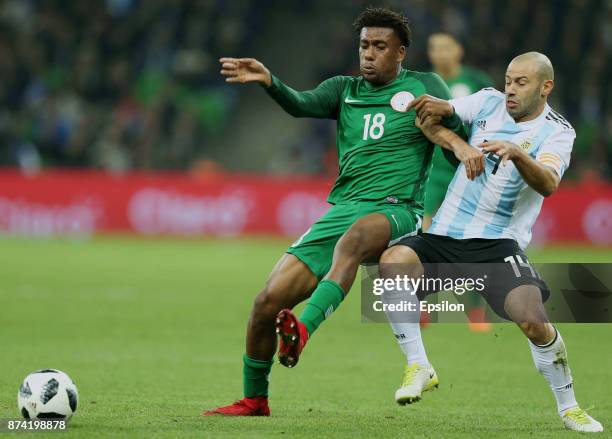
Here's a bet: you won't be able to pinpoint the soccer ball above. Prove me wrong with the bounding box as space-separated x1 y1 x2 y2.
17 369 78 420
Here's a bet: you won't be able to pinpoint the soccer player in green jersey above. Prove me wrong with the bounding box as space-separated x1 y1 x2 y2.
204 7 484 417
423 32 494 333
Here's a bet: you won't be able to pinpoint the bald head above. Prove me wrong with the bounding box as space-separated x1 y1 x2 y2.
504 51 555 122
509 51 554 81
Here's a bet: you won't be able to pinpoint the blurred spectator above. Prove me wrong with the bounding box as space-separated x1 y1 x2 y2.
0 0 248 171
0 0 608 180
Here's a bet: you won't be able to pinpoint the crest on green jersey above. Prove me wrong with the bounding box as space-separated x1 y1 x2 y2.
390 91 415 112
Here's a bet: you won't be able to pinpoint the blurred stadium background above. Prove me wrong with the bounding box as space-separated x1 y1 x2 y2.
0 0 611 176
0 1 611 437
0 0 609 245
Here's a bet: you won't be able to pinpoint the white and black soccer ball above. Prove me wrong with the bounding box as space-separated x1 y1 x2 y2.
17 369 78 420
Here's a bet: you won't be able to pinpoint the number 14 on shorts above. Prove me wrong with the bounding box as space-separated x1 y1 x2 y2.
504 254 540 279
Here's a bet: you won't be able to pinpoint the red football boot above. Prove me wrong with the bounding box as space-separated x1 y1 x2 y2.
202 396 270 416
275 309 309 368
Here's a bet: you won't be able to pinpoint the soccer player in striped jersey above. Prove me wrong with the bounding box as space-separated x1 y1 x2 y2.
380 52 603 432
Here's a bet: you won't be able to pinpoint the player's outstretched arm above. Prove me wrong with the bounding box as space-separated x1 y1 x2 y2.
416 116 484 181
219 57 342 119
480 141 560 196
219 57 272 86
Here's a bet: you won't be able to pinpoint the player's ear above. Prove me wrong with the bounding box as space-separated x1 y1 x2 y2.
397 45 407 63
541 79 554 98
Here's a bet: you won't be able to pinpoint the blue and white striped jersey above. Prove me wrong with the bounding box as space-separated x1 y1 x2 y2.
428 88 575 249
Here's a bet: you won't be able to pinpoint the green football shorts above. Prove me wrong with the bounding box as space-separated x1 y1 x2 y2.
424 147 458 216
287 202 421 280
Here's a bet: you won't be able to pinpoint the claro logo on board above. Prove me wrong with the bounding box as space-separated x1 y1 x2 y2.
127 188 252 236
0 197 100 236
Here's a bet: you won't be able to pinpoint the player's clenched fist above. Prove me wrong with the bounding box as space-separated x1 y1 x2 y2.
407 94 454 122
219 57 272 87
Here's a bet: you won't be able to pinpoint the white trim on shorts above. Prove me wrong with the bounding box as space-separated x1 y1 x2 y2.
387 214 422 247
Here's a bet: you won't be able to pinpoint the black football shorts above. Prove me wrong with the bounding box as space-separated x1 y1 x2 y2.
391 232 550 320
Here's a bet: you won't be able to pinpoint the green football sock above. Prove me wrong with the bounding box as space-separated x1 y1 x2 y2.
299 279 345 335
243 354 273 398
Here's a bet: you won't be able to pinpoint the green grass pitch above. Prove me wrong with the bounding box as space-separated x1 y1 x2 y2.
1 236 611 438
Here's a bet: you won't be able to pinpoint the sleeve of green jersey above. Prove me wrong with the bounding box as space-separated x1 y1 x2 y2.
418 72 468 166
263 75 347 119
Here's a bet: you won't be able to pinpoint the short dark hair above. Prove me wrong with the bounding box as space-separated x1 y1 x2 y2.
353 7 412 48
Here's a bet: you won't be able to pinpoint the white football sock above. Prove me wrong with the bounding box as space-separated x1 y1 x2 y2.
382 284 430 368
529 328 578 415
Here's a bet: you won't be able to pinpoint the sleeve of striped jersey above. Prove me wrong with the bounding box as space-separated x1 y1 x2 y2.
264 75 345 119
449 89 491 125
536 128 575 177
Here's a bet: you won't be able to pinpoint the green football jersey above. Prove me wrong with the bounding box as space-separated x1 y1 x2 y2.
265 68 465 211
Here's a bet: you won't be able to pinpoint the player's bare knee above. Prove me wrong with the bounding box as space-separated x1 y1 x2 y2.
251 286 283 323
381 246 411 264
380 246 421 278
250 292 271 323
505 285 548 327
